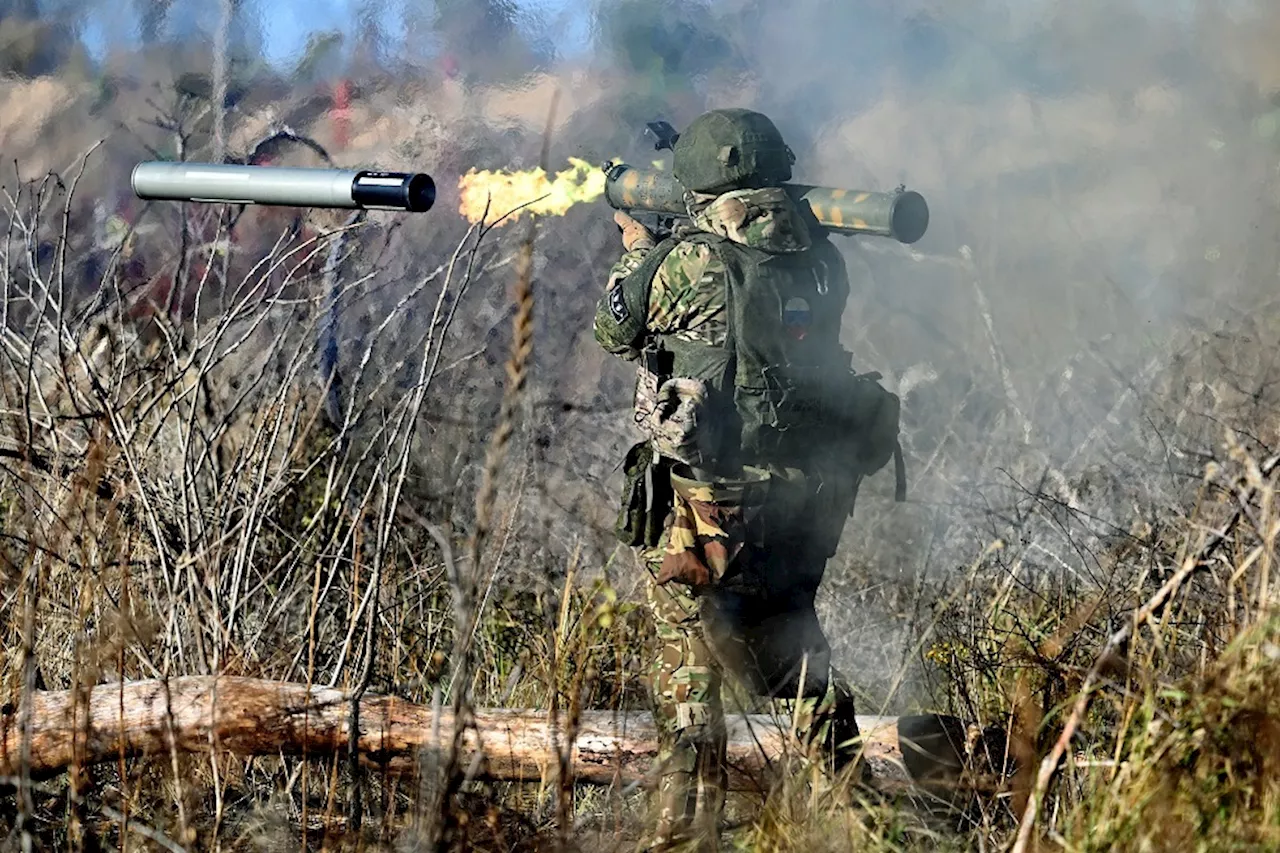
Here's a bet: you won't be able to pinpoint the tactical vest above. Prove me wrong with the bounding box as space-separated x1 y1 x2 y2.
625 230 853 473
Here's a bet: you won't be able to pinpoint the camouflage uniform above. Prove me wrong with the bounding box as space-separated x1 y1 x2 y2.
595 183 865 850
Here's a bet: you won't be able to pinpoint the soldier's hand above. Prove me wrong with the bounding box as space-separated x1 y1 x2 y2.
614 211 655 252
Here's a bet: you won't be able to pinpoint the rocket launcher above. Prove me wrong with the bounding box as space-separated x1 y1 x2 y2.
603 118 929 244
601 161 929 245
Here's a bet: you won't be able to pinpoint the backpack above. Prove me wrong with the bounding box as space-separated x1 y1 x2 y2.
611 230 906 549
673 231 905 496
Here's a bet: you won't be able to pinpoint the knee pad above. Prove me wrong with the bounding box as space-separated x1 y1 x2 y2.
649 665 721 739
675 700 715 732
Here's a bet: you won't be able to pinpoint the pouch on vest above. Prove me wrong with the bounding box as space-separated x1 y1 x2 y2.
845 372 898 472
842 371 907 501
656 465 770 588
614 441 673 548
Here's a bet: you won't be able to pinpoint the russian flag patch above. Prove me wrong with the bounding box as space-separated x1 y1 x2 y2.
783 297 812 340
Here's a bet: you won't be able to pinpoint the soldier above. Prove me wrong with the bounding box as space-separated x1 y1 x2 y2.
593 108 903 850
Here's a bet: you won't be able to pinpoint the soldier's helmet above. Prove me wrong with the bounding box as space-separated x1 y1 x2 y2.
672 108 796 194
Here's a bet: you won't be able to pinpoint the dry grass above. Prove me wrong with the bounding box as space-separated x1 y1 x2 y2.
2 5 1280 849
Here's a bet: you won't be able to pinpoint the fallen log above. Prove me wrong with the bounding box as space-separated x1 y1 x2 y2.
0 677 988 793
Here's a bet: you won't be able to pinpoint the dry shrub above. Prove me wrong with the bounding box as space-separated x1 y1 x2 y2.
2 2 1280 849
1067 613 1280 852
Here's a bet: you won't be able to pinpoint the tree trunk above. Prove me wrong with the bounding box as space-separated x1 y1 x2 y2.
0 677 928 791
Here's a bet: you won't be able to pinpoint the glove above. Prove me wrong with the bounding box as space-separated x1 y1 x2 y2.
649 377 710 469
614 211 656 252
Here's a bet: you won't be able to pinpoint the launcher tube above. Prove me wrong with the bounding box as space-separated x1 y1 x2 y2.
131 162 437 212
602 163 928 244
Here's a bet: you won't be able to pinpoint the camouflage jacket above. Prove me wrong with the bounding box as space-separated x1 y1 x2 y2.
596 188 865 582
592 187 813 360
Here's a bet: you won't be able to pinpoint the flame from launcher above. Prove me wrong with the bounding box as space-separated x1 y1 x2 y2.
457 157 608 226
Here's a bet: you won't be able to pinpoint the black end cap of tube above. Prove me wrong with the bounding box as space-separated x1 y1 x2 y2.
352 171 437 212
891 191 929 244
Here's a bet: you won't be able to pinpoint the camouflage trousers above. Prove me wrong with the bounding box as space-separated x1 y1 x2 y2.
643 569 726 852
639 551 863 852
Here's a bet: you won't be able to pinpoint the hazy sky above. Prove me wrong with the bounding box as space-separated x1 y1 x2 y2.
76 0 1233 70
80 0 594 65
259 0 594 64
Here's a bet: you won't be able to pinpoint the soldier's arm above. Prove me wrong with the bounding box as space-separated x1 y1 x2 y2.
592 247 654 360
592 241 726 358
645 242 725 341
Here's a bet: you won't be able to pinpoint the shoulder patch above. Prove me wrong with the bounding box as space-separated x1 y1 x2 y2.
608 284 629 324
